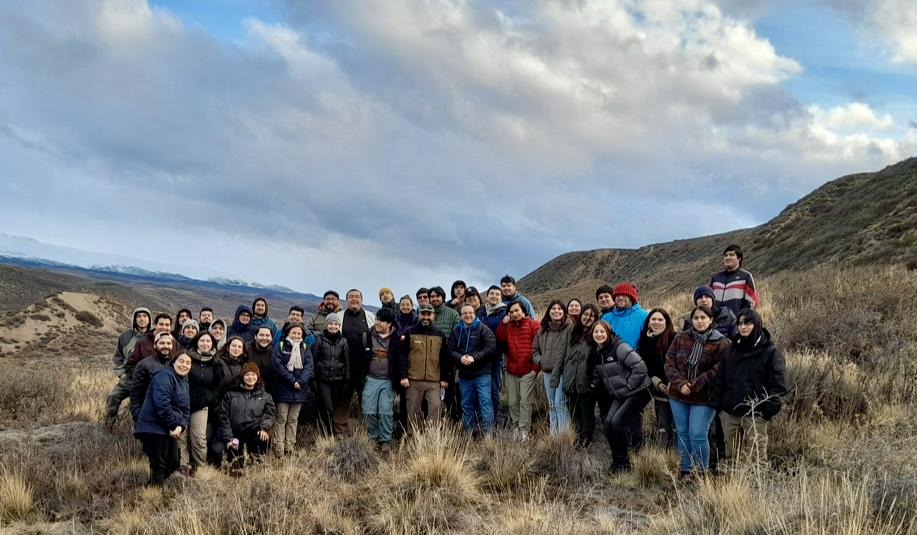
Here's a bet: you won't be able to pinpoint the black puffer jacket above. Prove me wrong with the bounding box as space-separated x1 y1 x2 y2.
312 331 351 383
591 338 651 399
188 351 220 412
719 328 787 420
217 382 276 443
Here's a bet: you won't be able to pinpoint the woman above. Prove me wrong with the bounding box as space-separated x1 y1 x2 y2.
590 320 651 472
227 305 254 345
311 313 351 436
215 362 275 467
718 308 787 464
532 299 573 435
180 332 220 475
134 352 191 486
637 308 677 448
449 280 466 310
177 320 200 350
271 322 314 456
209 319 227 350
566 299 583 325
172 308 192 338
665 305 730 475
395 296 418 334
553 304 599 447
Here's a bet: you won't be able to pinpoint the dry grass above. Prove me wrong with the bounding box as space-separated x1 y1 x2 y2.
0 469 34 523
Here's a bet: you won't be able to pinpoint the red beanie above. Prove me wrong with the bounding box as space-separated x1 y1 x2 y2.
612 283 638 304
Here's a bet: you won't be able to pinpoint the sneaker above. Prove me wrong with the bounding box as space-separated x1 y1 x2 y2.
519 430 529 441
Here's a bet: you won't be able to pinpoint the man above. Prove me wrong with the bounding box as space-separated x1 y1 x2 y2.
104 307 152 425
429 286 461 420
250 297 277 336
308 291 342 334
496 301 540 440
595 284 615 317
399 303 451 432
479 285 507 420
415 287 430 307
682 285 738 338
500 275 536 318
274 305 316 346
448 304 497 434
340 289 377 425
129 332 177 422
198 307 214 331
124 313 179 380
360 307 404 451
601 283 649 349
248 326 276 396
711 244 759 316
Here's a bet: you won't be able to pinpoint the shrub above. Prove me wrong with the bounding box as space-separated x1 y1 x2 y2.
0 469 33 522
75 310 103 328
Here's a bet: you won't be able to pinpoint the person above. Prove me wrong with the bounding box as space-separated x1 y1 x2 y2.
198 307 214 332
448 280 466 310
308 291 342 334
553 304 599 447
133 351 191 486
602 283 649 349
429 286 462 420
589 320 651 472
130 333 177 423
215 362 275 468
227 305 254 345
500 275 536 318
271 322 313 456
273 306 316 346
533 300 573 435
566 299 583 325
718 308 787 465
479 285 507 420
341 289 376 425
379 287 397 313
682 285 737 339
177 319 200 350
209 319 227 350
665 305 730 475
415 287 430 307
311 312 350 436
250 297 277 336
637 308 677 448
248 326 276 396
215 335 248 405
595 285 615 317
710 244 759 316
399 303 451 432
104 307 152 425
395 295 418 334
359 308 403 451
463 287 482 314
124 313 177 380
171 308 192 339
448 304 497 435
496 301 540 440
180 332 220 476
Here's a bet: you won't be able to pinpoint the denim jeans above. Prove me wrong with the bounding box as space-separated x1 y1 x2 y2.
459 375 493 434
542 372 570 435
490 356 503 418
669 399 717 472
362 377 395 443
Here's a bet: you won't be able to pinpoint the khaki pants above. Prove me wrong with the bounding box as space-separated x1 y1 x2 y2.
274 402 302 456
504 371 537 431
178 408 209 468
719 412 769 463
406 380 441 432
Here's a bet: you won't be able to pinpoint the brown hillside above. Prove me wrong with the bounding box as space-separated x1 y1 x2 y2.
520 157 917 305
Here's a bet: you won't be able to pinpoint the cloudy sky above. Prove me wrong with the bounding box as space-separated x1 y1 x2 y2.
1 0 915 299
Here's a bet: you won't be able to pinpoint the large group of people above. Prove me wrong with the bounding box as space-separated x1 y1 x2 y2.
104 244 786 485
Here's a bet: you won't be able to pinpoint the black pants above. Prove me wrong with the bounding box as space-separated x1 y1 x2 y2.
212 430 269 467
605 389 652 461
138 432 179 485
316 380 348 435
568 391 597 446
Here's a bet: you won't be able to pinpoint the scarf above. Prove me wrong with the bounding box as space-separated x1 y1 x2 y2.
195 349 215 363
286 337 303 372
688 328 713 379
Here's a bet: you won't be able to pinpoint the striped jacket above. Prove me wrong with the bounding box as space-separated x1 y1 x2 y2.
710 269 758 315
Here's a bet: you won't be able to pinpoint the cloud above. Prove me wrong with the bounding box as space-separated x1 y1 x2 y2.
825 0 917 63
0 0 913 296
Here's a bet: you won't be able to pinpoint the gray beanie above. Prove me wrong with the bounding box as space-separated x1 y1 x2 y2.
325 312 342 326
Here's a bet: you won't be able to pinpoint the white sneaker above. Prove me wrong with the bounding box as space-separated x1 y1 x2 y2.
519 430 528 441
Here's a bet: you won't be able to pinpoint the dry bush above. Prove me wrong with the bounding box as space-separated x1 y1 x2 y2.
314 431 380 483
475 433 537 494
75 310 103 328
631 446 679 487
531 429 605 489
0 469 34 523
0 365 71 427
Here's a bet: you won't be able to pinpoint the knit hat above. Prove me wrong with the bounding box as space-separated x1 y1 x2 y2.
182 319 200 331
154 332 172 343
241 362 261 380
326 312 342 326
612 283 638 304
693 285 716 303
379 287 394 298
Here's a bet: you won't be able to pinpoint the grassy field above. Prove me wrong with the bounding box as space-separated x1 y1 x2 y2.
1 264 916 534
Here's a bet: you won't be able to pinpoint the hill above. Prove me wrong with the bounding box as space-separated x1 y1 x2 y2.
520 157 917 304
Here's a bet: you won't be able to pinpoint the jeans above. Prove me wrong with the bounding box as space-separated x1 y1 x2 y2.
605 390 651 461
362 377 395 443
670 399 717 472
491 355 503 419
542 373 570 435
459 375 493 434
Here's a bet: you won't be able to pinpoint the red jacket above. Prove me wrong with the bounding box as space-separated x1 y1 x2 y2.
496 318 541 376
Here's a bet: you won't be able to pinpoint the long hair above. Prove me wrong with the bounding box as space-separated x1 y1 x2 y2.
570 304 600 343
540 299 568 328
638 307 676 356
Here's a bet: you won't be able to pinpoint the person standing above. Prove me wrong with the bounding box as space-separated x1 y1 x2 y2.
710 244 759 316
500 275 536 318
130 333 177 423
340 289 376 429
683 285 738 339
180 332 220 476
105 307 152 426
429 286 461 421
360 308 403 451
553 304 599 447
271 322 313 456
311 313 350 436
496 301 540 440
448 304 497 435
308 291 343 335
399 304 450 432
250 297 277 336
637 308 677 448
533 300 573 435
248 327 276 396
479 286 507 420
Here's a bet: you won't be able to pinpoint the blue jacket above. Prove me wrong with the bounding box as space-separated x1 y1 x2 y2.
271 340 314 403
447 319 496 380
134 366 190 436
502 292 536 319
602 303 649 349
228 305 255 345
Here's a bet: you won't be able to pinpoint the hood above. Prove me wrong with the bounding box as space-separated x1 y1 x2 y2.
251 297 268 318
132 307 152 332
